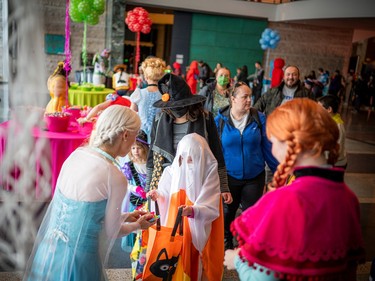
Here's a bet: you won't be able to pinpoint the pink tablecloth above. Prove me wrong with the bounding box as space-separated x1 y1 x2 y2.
0 121 92 197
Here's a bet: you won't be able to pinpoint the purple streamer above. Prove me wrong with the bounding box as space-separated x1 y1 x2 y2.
64 0 72 106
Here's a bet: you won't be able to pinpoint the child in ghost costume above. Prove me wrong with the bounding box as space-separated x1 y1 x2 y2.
148 133 224 281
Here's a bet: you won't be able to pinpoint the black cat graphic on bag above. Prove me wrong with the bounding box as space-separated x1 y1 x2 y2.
150 248 179 281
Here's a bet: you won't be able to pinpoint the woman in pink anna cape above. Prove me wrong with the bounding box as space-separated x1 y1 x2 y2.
224 98 365 281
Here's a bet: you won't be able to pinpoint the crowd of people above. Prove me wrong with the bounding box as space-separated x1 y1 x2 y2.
30 55 369 281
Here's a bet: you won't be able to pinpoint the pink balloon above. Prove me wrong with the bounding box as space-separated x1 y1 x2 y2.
141 25 151 34
138 16 146 25
133 7 142 15
125 7 152 33
129 14 136 22
138 9 148 17
134 23 141 32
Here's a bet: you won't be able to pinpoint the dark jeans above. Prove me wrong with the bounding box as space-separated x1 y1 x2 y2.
224 171 265 242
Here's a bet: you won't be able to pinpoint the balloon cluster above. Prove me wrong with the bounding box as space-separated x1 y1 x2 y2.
259 28 281 50
125 7 152 34
69 0 106 26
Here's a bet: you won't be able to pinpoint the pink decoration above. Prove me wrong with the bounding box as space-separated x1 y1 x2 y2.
64 0 72 107
125 7 152 74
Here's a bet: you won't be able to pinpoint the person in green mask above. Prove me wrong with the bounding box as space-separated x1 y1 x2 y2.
198 66 232 117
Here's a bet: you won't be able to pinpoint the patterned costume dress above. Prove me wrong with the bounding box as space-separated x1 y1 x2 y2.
121 161 147 252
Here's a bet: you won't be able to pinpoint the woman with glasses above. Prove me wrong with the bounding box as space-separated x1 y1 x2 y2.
215 81 278 250
199 66 232 117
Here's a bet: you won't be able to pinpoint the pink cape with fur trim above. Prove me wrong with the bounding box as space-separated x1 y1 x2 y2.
232 168 364 279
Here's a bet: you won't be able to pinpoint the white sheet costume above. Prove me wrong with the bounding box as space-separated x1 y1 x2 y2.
155 133 224 281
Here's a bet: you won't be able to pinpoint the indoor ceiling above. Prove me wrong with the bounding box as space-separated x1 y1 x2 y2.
242 0 375 32
288 17 375 32
126 3 375 33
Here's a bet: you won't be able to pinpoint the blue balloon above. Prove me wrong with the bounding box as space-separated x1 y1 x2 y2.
259 28 281 50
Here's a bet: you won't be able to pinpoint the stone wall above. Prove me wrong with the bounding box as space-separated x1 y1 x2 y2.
41 0 106 82
265 22 353 79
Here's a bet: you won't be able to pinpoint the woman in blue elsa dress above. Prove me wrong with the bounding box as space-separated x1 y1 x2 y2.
23 105 156 281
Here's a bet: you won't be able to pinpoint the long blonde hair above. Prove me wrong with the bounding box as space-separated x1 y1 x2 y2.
266 98 339 188
90 105 141 147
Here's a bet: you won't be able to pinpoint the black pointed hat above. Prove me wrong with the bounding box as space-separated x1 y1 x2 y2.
153 73 206 109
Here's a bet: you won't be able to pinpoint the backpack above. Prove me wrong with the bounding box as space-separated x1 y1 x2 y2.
218 107 262 137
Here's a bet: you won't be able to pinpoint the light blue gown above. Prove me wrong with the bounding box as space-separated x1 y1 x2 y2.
130 88 161 142
24 189 108 281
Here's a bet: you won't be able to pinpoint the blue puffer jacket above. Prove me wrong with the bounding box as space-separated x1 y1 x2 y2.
215 105 278 180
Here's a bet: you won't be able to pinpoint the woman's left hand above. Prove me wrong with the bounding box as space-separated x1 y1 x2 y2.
179 205 193 217
224 248 240 270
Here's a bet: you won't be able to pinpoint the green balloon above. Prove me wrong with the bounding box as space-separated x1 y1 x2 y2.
86 16 99 25
70 0 81 6
93 0 105 15
86 12 99 25
78 1 91 16
70 4 84 22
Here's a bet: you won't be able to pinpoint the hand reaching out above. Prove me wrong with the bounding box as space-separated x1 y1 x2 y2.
224 248 240 270
137 213 156 230
125 210 147 222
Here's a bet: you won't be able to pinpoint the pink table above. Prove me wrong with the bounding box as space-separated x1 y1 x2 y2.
0 121 92 197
